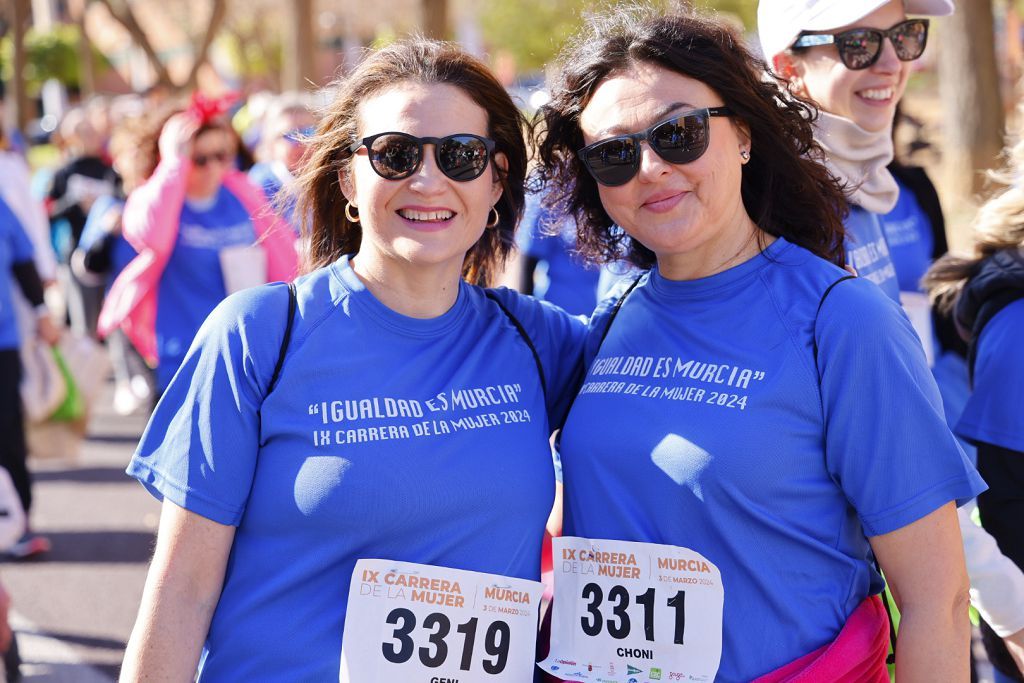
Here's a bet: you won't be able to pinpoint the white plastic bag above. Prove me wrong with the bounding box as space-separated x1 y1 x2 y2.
14 297 67 423
57 333 111 409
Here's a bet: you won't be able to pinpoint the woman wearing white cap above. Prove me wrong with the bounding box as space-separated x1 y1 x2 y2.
759 0 952 305
758 0 974 680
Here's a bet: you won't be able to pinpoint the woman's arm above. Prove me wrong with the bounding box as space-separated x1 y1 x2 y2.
121 113 198 255
120 499 235 682
869 502 971 683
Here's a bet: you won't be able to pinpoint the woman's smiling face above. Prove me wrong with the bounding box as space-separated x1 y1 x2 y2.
786 0 910 132
578 61 751 275
343 81 505 277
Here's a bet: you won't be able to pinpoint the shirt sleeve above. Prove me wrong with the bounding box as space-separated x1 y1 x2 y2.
1 200 36 264
126 282 292 525
957 300 1024 452
816 277 986 537
487 288 587 429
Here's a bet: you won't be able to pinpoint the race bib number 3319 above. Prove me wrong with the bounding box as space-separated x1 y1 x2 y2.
538 537 724 683
340 559 544 683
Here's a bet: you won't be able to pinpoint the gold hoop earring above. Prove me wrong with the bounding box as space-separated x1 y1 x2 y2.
486 207 500 228
345 202 360 223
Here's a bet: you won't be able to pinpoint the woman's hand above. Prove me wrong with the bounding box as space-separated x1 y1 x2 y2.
158 113 201 163
36 313 62 347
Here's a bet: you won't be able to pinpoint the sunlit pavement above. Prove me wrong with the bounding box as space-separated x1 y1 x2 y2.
3 384 156 681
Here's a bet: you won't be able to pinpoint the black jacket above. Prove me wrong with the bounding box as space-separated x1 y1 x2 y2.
954 247 1024 382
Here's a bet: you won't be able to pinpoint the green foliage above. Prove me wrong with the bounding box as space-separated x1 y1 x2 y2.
0 24 107 95
696 0 758 29
479 0 593 73
221 31 283 83
480 0 759 76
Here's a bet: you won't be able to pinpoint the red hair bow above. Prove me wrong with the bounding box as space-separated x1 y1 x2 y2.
185 91 239 125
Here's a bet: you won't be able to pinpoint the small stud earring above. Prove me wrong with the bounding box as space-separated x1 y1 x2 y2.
740 149 750 161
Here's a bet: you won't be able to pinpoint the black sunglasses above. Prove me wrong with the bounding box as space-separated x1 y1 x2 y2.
577 107 733 187
192 151 231 167
349 132 496 182
792 18 929 71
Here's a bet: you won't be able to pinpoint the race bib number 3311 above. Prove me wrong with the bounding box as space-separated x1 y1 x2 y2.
340 559 544 683
538 537 724 683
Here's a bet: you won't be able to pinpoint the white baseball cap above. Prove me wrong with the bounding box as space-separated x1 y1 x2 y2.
757 0 955 62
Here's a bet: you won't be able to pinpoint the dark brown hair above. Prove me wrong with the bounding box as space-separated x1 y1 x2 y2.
295 39 528 284
534 7 849 269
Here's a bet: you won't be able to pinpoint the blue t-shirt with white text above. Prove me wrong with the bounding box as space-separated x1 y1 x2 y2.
128 256 586 681
155 186 256 390
559 238 983 682
845 206 900 302
881 176 935 293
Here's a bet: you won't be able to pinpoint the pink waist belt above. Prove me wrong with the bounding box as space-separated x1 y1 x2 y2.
753 594 891 683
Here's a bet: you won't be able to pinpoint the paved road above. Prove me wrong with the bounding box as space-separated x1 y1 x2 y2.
3 391 156 682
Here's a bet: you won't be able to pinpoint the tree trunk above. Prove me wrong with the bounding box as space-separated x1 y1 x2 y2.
9 0 32 132
421 0 447 40
68 0 96 98
938 1 1004 202
183 0 227 90
283 0 316 91
94 0 174 87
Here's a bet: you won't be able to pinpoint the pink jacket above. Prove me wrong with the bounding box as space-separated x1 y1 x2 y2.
97 158 297 365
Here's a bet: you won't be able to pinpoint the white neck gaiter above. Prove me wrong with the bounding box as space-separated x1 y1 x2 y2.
813 110 899 214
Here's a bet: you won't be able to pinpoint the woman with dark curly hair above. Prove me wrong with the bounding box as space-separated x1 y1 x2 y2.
121 39 585 681
534 7 981 682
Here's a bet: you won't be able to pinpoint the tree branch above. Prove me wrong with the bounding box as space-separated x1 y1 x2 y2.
93 0 173 87
184 0 228 90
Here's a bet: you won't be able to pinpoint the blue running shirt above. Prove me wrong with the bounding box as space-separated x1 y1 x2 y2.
0 197 35 350
559 237 984 682
957 299 1024 452
155 186 256 390
128 256 585 681
881 177 935 294
846 206 900 302
248 162 300 235
519 195 600 316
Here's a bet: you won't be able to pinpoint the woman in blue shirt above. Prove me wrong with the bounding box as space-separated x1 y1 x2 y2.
535 8 982 681
121 40 585 681
927 134 1024 682
759 0 955 304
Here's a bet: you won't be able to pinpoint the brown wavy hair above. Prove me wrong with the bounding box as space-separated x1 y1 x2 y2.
294 39 528 285
534 6 848 269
